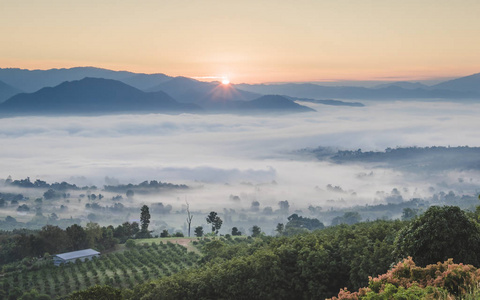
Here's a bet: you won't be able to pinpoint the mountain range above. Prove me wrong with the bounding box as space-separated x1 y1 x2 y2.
0 78 200 115
0 67 480 116
0 67 172 93
235 79 480 100
0 77 313 115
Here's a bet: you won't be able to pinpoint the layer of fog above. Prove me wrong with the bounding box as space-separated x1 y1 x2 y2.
1 100 479 220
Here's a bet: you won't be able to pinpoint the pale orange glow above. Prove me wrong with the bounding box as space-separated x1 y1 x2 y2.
0 1 479 83
222 79 230 85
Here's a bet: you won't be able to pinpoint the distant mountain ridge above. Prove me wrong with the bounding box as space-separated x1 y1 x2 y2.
0 77 201 115
0 67 172 93
235 82 480 100
1 67 480 115
0 80 22 103
0 78 314 116
373 81 430 90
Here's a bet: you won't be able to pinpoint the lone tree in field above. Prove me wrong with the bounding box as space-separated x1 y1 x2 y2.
206 211 223 234
139 205 151 238
394 205 480 267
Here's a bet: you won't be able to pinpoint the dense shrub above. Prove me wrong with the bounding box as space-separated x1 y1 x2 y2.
394 206 480 267
125 240 136 249
329 257 480 299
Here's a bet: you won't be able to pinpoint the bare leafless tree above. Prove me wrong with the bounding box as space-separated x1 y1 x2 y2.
186 199 193 237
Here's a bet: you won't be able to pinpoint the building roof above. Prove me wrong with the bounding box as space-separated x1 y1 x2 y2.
55 249 100 260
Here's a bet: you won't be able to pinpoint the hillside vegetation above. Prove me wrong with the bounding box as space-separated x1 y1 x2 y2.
3 204 480 299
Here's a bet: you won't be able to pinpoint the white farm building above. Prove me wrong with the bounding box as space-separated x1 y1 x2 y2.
53 249 100 266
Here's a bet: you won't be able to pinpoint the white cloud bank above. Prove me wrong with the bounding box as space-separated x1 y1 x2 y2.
0 100 479 210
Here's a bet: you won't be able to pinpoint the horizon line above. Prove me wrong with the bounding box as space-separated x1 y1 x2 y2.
0 65 475 85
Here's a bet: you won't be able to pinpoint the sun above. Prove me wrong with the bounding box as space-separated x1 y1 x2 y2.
222 78 230 85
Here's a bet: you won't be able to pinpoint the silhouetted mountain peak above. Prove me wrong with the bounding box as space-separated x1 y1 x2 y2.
0 77 200 115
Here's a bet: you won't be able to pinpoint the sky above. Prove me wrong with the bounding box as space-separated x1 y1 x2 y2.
1 0 479 83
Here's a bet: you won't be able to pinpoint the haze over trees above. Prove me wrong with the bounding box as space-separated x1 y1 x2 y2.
307 146 480 173
1 190 480 299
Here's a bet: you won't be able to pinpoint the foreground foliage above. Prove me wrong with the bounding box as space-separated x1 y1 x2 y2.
15 205 480 299
124 220 405 299
394 206 480 267
329 257 480 299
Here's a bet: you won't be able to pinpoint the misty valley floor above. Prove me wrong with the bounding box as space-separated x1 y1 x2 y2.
0 99 479 234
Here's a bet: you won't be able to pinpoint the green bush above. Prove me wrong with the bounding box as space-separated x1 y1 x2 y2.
125 239 136 249
394 206 480 267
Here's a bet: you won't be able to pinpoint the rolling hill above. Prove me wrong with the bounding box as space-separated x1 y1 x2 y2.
0 77 201 115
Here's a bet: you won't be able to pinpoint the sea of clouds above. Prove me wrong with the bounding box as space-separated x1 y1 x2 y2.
1 100 479 211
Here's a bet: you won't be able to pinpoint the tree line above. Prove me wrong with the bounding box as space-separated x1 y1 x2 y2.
69 203 480 299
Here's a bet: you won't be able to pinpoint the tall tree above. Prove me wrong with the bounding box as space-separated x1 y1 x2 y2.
194 226 204 237
85 222 102 248
251 225 262 237
139 205 151 238
66 224 88 251
206 211 223 234
231 227 241 236
39 225 67 254
275 223 284 236
186 200 193 237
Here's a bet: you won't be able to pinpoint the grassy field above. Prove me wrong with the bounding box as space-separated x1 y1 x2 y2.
1 241 200 299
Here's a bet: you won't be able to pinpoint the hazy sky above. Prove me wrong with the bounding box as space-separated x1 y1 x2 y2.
1 0 479 83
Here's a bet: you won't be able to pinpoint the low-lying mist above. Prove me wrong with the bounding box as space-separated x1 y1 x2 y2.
1 100 479 233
